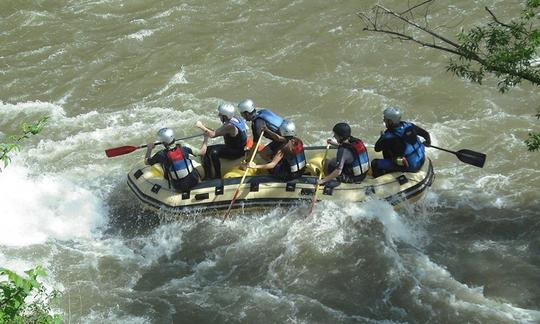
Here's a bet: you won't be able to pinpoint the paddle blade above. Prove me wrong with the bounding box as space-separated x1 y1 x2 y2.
105 145 138 158
456 149 486 168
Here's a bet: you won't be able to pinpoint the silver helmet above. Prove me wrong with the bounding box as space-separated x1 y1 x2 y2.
279 120 296 137
238 99 255 113
218 103 235 119
383 106 402 125
157 127 175 145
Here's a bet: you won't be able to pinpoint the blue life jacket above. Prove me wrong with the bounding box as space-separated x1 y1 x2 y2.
384 122 425 170
253 109 284 134
342 137 369 176
224 116 248 150
166 146 195 180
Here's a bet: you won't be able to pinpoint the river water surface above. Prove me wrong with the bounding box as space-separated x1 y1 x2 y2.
1 0 539 323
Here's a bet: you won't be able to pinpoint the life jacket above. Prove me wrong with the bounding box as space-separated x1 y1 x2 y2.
341 137 369 176
224 116 248 150
283 138 306 173
165 145 195 180
385 121 425 170
252 109 284 135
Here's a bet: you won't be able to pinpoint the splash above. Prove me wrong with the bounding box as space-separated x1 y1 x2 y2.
0 164 106 247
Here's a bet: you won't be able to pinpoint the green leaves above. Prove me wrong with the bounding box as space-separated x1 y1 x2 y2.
0 266 61 323
525 131 540 151
0 116 48 171
448 3 540 92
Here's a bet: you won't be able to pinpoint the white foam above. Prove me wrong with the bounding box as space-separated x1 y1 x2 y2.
0 101 65 123
127 29 155 41
155 66 189 96
0 164 106 247
412 254 540 322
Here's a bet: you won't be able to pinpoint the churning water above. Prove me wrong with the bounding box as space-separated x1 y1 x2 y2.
1 0 539 323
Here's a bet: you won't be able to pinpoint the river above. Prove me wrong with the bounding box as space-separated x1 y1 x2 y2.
1 0 539 323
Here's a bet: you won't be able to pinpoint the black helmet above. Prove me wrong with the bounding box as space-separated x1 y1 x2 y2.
332 122 351 139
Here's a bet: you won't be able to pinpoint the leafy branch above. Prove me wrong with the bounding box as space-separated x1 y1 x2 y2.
0 266 61 323
0 116 48 171
359 0 540 151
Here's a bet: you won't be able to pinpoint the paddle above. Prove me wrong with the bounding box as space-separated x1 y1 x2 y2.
428 144 486 168
222 132 265 222
105 133 204 158
308 143 330 215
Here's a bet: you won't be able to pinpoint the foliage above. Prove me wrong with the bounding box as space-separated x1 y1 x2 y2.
525 111 540 151
359 0 540 151
0 266 61 323
0 116 48 171
447 1 540 93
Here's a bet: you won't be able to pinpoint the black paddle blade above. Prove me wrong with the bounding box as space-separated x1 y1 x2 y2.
456 149 486 168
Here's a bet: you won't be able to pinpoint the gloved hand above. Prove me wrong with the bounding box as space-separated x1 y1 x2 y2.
327 138 338 146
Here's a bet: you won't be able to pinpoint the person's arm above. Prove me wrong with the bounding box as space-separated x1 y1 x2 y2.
195 121 236 138
317 149 346 184
263 125 286 143
248 150 284 170
184 135 210 156
243 125 266 165
414 124 431 146
197 134 210 156
144 142 155 165
318 167 341 185
374 132 385 152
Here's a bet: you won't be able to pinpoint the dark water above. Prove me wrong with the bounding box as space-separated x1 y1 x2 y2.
1 0 539 323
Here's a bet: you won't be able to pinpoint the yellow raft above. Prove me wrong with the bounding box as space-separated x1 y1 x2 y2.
126 146 434 214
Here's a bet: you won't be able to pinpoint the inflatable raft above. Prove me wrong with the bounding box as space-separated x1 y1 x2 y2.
127 146 434 215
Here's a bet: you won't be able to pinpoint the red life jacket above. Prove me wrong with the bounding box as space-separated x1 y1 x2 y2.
342 137 369 176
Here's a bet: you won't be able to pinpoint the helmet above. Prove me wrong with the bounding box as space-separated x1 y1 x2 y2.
238 99 255 113
218 103 235 119
332 122 351 139
279 120 296 137
383 106 401 125
157 127 175 145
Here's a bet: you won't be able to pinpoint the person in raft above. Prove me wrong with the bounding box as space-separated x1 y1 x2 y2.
247 120 307 181
195 103 248 179
237 98 286 162
145 127 208 192
317 122 369 185
371 106 431 178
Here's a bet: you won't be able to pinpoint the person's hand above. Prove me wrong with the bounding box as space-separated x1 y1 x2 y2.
327 138 338 146
423 140 431 147
248 161 257 169
204 129 212 137
195 121 204 129
147 142 155 150
239 163 247 171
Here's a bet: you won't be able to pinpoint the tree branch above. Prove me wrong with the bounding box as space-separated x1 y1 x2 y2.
484 6 513 29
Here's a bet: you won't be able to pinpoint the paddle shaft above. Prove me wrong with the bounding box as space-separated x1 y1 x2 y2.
222 132 265 221
105 133 204 158
427 144 455 155
308 144 330 215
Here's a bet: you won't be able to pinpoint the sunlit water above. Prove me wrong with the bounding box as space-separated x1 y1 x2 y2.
1 0 539 323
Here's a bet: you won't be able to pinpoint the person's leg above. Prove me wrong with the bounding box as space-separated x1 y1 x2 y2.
208 144 227 179
202 145 218 179
325 158 338 174
371 158 405 178
208 145 245 178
